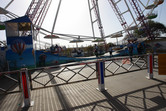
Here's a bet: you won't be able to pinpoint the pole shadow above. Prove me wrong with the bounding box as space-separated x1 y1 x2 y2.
102 90 131 111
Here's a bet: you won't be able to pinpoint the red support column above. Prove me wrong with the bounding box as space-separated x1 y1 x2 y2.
20 68 34 107
147 53 153 79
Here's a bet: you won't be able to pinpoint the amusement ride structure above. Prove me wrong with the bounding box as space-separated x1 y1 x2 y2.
0 0 164 70
0 0 164 45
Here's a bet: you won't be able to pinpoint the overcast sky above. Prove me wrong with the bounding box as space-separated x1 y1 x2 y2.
0 0 166 48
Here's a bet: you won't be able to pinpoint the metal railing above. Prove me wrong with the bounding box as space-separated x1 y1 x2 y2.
105 55 147 76
29 55 148 90
0 70 21 95
0 54 159 94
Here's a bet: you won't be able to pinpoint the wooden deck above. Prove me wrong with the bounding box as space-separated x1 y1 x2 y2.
0 69 166 111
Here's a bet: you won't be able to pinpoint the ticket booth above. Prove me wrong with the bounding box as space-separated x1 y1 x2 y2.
5 16 35 70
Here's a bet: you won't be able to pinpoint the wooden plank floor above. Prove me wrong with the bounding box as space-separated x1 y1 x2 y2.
0 69 166 111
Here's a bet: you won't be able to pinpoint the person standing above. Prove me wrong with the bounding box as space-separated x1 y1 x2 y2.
77 48 82 56
55 44 59 53
94 44 99 57
108 44 112 57
39 53 47 67
137 43 143 55
50 45 55 53
128 42 133 62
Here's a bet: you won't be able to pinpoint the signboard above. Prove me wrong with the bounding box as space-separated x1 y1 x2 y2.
158 54 166 75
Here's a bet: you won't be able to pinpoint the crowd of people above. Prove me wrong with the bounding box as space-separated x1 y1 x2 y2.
50 44 62 54
37 41 146 67
48 42 144 59
94 41 144 59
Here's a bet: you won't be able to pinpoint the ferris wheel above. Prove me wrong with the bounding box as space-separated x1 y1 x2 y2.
0 0 164 45
106 0 164 42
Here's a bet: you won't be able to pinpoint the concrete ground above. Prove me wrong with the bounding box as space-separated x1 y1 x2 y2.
0 68 166 111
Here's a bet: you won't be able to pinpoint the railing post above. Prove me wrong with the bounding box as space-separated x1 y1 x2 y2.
96 60 107 91
20 68 34 107
147 53 153 79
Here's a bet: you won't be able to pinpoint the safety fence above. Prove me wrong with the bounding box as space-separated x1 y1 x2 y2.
0 54 157 95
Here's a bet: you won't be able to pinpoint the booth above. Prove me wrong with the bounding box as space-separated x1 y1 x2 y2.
5 16 35 70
